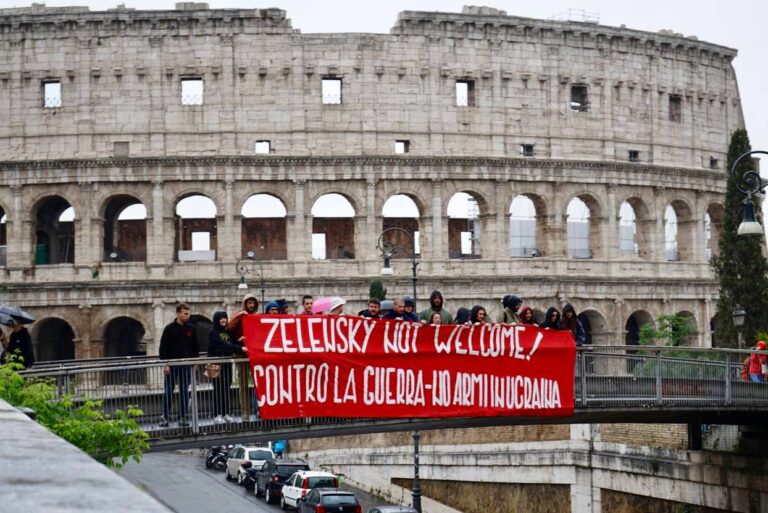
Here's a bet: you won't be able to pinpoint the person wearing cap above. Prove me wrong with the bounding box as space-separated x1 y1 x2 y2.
327 297 347 315
418 290 452 324
403 296 416 318
276 298 290 314
748 340 768 383
1 318 34 368
496 295 523 324
264 301 280 315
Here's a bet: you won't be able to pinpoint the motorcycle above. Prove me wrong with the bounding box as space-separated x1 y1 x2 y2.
205 445 229 471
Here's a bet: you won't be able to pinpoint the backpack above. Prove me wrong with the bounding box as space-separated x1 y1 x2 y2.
740 357 750 381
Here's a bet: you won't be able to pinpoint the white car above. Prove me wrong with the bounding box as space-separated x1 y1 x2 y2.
280 470 338 510
225 445 274 485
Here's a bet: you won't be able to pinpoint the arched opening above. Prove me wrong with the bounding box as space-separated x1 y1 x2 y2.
34 196 75 265
32 317 75 362
311 193 356 260
241 194 287 260
509 195 539 257
104 196 147 262
102 317 147 385
665 200 694 261
175 195 217 262
567 197 593 259
0 210 6 267
675 310 697 346
664 205 678 261
618 201 638 256
625 310 654 373
447 192 480 258
189 314 212 354
706 203 724 260
710 313 721 348
382 194 420 259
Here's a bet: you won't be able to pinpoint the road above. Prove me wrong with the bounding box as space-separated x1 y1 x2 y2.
120 451 395 513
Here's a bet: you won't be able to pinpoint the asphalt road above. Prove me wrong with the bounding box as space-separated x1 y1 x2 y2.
120 452 395 513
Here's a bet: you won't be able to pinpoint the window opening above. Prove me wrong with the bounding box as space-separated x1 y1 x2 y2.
322 78 342 104
570 84 588 112
181 78 203 105
43 81 61 108
455 80 475 107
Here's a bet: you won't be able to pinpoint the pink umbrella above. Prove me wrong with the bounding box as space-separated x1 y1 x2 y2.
311 297 334 314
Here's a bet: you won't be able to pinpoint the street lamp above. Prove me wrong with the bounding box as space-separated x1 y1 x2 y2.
730 150 767 236
732 305 746 349
236 250 265 306
375 227 420 513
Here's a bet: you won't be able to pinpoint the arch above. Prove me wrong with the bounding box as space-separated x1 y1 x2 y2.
566 196 600 259
103 195 147 262
625 310 654 346
174 194 217 262
666 199 694 261
382 194 421 259
34 195 75 265
311 193 356 260
675 310 697 346
509 193 548 257
31 317 75 362
618 201 638 256
706 202 724 260
0 206 6 267
578 309 607 345
447 192 481 258
241 193 288 260
101 316 148 385
622 196 653 259
189 314 212 354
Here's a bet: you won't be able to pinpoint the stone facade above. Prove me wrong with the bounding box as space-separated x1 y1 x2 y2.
0 4 742 360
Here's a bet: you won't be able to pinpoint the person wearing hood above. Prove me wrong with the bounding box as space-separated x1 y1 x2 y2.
418 290 452 324
207 311 246 423
1 318 34 368
519 305 537 326
559 303 587 346
496 295 523 324
748 340 768 383
264 301 280 314
539 307 561 330
469 305 489 324
227 293 259 344
453 307 471 325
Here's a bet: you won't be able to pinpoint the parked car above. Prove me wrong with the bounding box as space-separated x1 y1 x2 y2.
248 458 310 502
280 470 338 510
367 507 419 513
224 445 274 485
298 488 361 513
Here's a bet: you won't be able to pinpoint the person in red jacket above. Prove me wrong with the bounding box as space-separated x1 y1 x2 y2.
749 340 768 383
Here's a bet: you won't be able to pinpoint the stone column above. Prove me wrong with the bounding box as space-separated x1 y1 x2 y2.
287 180 309 262
77 302 93 359
605 185 618 260
570 423 597 513
150 300 166 357
6 185 30 271
148 180 165 265
653 188 666 262
219 179 237 261
489 178 508 260
548 182 567 257
429 179 444 261
75 182 95 267
353 181 376 262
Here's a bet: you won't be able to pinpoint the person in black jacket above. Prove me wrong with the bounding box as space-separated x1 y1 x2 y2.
158 303 199 427
559 303 587 346
207 311 247 423
1 319 35 369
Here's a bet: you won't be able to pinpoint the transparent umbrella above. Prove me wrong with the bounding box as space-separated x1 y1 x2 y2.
0 306 35 324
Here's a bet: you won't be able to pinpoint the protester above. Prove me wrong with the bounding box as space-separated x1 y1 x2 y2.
469 305 488 324
453 307 471 325
265 301 280 314
539 307 561 329
1 318 35 368
300 295 314 315
159 303 199 427
419 290 452 324
327 297 346 315
276 299 290 314
228 294 259 344
748 340 768 383
559 303 587 346
207 311 247 424
403 296 416 317
430 311 443 324
496 295 522 324
519 305 537 326
358 298 381 318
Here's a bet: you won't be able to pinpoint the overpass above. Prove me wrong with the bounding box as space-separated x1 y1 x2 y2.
21 346 768 451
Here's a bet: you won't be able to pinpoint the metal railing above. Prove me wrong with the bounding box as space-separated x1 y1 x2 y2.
18 346 768 443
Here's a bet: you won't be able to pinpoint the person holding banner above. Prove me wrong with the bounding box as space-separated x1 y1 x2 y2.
540 307 561 329
453 307 470 325
418 290 452 324
559 303 587 346
327 297 347 315
497 294 523 324
207 311 247 423
520 305 538 326
228 293 259 343
300 295 314 315
469 305 489 324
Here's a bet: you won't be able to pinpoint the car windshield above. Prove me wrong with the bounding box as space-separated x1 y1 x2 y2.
278 465 308 478
323 494 357 506
307 476 337 488
248 450 272 460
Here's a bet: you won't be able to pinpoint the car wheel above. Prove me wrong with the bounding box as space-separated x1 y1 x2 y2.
237 471 243 485
265 487 272 503
280 495 287 510
254 483 262 498
225 468 232 481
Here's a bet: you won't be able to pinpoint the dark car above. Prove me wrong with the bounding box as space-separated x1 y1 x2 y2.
248 458 310 502
298 488 361 513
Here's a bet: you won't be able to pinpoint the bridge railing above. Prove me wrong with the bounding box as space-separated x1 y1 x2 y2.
18 346 768 439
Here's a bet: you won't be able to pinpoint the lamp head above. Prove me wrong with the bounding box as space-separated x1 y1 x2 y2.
737 200 763 236
238 276 248 290
246 250 255 258
380 255 394 276
732 305 746 328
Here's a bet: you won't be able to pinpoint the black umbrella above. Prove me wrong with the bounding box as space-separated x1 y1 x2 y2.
0 306 35 324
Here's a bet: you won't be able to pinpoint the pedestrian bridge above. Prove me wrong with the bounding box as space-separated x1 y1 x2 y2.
21 346 768 451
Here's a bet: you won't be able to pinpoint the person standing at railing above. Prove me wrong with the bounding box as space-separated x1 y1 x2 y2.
159 303 199 427
559 303 587 346
227 293 260 419
208 311 247 424
1 318 35 369
748 340 768 383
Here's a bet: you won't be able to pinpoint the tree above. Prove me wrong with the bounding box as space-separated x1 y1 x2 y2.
638 314 696 347
0 359 149 469
369 279 387 301
711 129 768 348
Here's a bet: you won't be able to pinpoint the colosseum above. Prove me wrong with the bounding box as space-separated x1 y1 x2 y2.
0 3 740 361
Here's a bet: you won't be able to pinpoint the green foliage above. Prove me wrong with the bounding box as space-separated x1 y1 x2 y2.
369 279 387 301
711 129 768 347
638 314 696 347
0 360 149 469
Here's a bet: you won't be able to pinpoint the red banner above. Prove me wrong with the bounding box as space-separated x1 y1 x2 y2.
243 315 575 419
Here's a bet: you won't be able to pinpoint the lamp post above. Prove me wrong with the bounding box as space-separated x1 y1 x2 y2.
730 150 768 236
236 250 265 306
732 305 746 349
375 227 420 513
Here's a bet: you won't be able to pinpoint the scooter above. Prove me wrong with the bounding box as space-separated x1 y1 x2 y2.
205 445 229 471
